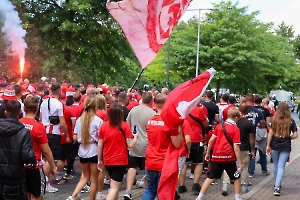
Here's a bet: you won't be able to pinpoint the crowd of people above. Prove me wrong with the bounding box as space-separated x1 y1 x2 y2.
0 76 298 200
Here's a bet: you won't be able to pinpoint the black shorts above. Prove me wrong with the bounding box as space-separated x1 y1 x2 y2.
208 161 239 180
47 134 61 160
106 165 127 182
80 155 98 164
128 155 145 170
61 143 72 160
25 168 46 197
186 143 204 164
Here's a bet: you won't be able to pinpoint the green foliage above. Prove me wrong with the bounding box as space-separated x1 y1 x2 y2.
146 1 298 94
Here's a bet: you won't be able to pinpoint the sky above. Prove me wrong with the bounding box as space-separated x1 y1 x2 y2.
181 0 300 35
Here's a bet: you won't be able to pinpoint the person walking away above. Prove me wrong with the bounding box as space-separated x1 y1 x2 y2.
0 100 36 199
141 94 183 200
124 92 156 200
98 102 138 200
20 96 57 199
178 102 209 194
196 107 243 200
266 102 298 196
40 83 70 191
67 96 103 200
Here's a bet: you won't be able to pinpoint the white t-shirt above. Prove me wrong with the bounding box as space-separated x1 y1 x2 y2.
74 115 103 158
40 97 64 135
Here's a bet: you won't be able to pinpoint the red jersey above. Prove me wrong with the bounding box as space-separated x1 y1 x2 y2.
211 119 240 162
98 121 133 166
186 106 207 142
72 103 82 119
145 114 178 171
61 105 76 144
126 101 139 110
96 110 108 122
179 119 193 157
222 104 235 121
81 94 87 103
19 117 48 167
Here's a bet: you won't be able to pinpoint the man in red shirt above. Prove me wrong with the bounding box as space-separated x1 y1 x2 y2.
196 107 243 200
59 95 76 180
178 103 209 195
141 94 183 200
19 96 57 197
223 96 236 122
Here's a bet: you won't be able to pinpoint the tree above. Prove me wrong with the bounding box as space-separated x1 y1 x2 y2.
11 0 143 87
146 1 297 94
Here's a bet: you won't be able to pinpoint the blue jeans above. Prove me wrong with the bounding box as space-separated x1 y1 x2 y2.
142 169 161 200
272 150 290 187
249 148 268 175
0 182 27 200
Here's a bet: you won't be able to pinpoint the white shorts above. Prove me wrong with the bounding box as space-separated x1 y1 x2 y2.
178 156 186 175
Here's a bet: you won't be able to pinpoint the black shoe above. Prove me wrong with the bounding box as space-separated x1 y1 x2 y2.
191 183 201 195
177 186 187 194
274 188 281 196
175 191 181 200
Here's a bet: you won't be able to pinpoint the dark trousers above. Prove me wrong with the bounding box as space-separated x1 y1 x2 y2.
0 182 27 200
66 142 80 175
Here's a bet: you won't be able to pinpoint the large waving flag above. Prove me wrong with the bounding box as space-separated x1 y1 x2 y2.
158 68 216 199
106 0 193 69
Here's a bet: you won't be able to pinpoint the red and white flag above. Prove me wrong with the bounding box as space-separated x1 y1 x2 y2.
157 68 216 199
106 0 193 69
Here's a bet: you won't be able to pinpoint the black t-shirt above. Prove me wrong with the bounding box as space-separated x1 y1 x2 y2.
245 106 264 127
237 118 255 151
122 106 130 122
201 100 219 124
254 106 270 121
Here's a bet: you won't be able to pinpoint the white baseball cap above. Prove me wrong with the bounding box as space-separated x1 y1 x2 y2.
41 76 48 81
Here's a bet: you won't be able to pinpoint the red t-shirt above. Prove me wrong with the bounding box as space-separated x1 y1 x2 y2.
211 119 240 162
96 110 108 122
72 103 82 119
19 117 48 167
145 114 179 171
126 101 139 110
179 119 193 157
61 105 76 144
98 121 133 166
81 94 87 103
222 104 235 121
186 106 207 142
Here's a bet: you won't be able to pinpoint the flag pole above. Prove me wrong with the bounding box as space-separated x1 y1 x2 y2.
129 68 145 92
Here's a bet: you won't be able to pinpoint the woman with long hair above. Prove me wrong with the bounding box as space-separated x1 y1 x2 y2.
67 96 103 200
98 102 138 200
266 102 298 196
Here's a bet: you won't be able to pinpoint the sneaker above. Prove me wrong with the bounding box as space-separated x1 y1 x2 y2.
63 174 74 180
104 177 110 185
80 184 90 193
95 193 107 200
274 188 281 196
66 195 82 200
248 174 254 178
261 170 270 176
222 184 228 196
178 185 187 194
211 180 218 185
189 173 194 179
123 190 132 200
135 180 144 188
242 186 251 193
175 191 181 200
54 178 68 185
46 184 58 193
192 183 201 194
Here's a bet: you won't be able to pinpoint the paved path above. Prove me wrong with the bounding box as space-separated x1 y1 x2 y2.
45 113 300 200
